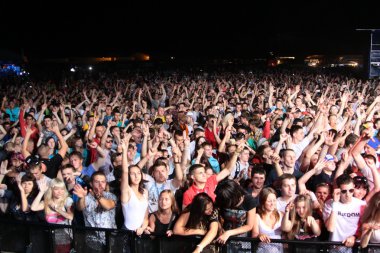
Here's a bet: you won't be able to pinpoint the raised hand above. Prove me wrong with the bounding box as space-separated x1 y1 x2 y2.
332 188 340 203
73 184 88 199
324 131 336 146
314 160 327 175
0 160 10 175
37 180 49 193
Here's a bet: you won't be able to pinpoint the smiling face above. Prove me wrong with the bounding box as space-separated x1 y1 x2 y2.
264 193 277 212
295 200 308 219
52 187 65 199
252 173 265 189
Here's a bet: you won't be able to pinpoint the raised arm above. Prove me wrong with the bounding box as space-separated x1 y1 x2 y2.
216 143 243 182
30 181 49 211
51 122 69 159
298 161 326 193
22 127 36 158
120 135 131 203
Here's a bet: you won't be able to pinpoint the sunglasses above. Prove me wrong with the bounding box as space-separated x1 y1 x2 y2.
106 140 113 143
354 177 367 183
340 188 354 194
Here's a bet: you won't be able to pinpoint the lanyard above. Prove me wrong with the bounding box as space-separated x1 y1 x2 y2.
234 162 241 179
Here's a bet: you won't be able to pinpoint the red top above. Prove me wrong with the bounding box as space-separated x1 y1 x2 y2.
19 109 39 144
204 126 218 149
183 174 218 207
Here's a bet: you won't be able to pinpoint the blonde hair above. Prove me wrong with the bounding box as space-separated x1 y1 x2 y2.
222 113 234 128
287 195 313 240
44 178 69 214
362 192 380 224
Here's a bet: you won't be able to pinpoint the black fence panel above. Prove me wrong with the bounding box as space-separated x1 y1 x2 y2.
1 218 380 253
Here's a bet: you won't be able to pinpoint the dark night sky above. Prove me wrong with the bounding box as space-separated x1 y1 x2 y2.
1 1 379 59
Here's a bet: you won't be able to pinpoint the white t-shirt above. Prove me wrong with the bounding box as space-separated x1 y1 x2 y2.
277 192 317 213
323 198 366 242
145 175 178 213
228 161 250 180
292 137 311 160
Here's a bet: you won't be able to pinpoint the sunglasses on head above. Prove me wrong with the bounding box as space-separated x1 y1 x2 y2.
354 177 367 183
341 188 354 194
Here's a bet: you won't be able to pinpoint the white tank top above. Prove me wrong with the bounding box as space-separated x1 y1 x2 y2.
371 229 380 243
122 189 148 230
257 212 283 239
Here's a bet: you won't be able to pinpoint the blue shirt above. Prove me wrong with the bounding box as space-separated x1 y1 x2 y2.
5 107 20 122
82 164 96 177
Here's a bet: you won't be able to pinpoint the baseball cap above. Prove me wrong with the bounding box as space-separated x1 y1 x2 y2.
367 137 380 150
325 154 335 161
25 155 45 166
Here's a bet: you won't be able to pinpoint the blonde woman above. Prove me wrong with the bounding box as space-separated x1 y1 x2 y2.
281 195 321 253
361 191 380 251
31 179 74 253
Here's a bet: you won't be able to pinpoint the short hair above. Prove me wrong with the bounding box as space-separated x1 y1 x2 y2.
43 115 53 120
193 128 204 135
24 113 34 119
251 164 267 177
279 173 296 186
293 118 303 125
290 125 303 136
91 171 107 182
336 174 353 188
206 115 216 121
345 133 359 147
188 164 205 175
249 118 261 127
69 151 83 160
111 152 122 163
280 148 295 158
60 164 75 172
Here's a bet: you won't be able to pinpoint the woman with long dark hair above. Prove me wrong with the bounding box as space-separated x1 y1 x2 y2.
9 173 39 221
215 179 257 252
174 193 219 253
121 137 149 235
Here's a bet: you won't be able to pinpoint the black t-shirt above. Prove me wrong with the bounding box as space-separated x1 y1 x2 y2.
219 194 257 236
30 154 63 179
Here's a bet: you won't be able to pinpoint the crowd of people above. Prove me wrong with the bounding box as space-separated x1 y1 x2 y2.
0 66 380 253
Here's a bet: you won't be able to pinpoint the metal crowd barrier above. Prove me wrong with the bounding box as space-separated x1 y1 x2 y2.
1 217 379 253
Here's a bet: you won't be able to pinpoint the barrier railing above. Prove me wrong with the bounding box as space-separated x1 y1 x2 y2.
1 217 379 253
